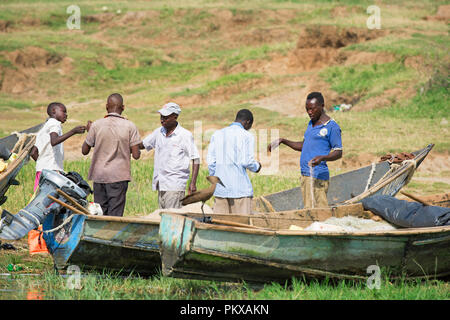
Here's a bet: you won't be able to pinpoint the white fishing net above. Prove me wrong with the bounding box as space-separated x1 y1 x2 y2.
305 215 397 232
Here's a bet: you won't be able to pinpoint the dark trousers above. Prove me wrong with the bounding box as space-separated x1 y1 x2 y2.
93 181 129 217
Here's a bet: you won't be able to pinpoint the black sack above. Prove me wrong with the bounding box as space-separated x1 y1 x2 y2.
361 195 450 228
62 171 92 196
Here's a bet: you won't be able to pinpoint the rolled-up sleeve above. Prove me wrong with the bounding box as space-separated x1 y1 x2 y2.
129 124 141 147
186 133 200 161
85 122 96 147
329 124 343 151
142 130 157 151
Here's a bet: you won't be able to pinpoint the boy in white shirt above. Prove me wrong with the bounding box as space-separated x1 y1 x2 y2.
31 102 86 191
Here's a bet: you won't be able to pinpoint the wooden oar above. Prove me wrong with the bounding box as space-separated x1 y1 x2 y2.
210 218 265 230
56 188 90 215
48 195 88 215
400 191 432 206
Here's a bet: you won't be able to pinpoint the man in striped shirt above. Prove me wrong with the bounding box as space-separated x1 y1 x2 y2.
207 109 261 214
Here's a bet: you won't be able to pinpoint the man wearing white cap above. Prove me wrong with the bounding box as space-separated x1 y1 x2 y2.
139 102 200 209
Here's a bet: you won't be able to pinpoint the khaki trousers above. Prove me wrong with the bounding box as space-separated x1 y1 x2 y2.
158 191 185 209
213 197 252 214
300 175 329 209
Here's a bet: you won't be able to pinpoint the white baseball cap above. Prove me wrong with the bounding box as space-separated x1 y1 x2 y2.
158 102 181 116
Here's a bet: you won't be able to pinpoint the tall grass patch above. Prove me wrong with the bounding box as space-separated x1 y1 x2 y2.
320 62 418 98
171 73 263 98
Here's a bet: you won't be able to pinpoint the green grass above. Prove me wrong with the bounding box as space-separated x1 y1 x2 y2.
0 0 448 300
0 265 448 300
320 62 418 98
346 33 450 61
0 97 35 111
171 73 263 97
380 83 450 120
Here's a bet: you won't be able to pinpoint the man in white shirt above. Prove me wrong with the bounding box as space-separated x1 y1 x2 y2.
207 109 261 214
139 102 200 209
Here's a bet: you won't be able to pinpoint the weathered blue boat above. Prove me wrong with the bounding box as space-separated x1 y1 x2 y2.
159 206 450 283
43 214 161 276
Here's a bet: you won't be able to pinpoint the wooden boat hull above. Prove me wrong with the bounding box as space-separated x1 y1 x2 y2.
0 123 43 205
159 209 450 283
253 144 434 212
43 213 161 276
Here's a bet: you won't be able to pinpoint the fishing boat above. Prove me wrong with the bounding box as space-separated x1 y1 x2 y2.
159 203 450 283
43 213 161 276
0 123 43 205
253 144 434 212
41 144 436 276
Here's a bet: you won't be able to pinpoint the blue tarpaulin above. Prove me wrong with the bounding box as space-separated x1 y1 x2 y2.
361 195 450 228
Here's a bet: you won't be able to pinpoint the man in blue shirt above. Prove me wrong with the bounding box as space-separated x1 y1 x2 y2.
207 109 261 214
268 92 342 208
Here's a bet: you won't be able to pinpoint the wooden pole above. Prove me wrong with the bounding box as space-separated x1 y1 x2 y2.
210 218 265 230
56 188 90 214
400 191 432 206
48 195 88 215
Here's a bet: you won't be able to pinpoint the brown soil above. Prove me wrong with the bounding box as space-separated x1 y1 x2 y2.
423 5 450 22
206 25 399 114
0 20 12 32
0 47 72 94
330 6 361 18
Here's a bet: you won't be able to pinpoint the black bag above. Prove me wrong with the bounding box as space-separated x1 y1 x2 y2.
62 171 92 196
361 195 450 228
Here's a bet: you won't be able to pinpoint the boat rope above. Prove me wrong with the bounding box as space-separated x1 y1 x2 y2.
384 159 417 192
402 159 417 185
41 214 75 234
364 162 376 192
10 132 34 154
344 158 418 204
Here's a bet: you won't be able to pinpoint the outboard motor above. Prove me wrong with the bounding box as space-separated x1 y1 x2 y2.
0 169 91 240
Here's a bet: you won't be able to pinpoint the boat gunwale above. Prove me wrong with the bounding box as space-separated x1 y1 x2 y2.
0 135 35 181
161 212 450 237
84 214 160 225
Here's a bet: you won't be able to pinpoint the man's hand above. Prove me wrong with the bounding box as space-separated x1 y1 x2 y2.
71 125 86 134
86 120 92 132
267 138 283 152
308 156 324 167
188 181 197 195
